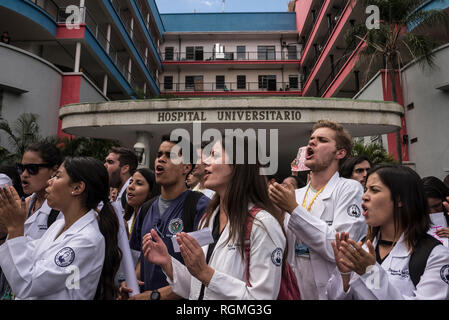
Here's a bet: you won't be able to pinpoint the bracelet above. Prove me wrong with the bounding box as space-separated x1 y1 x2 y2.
340 271 352 276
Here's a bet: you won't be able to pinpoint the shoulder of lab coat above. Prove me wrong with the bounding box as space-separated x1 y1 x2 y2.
288 172 366 262
0 210 105 299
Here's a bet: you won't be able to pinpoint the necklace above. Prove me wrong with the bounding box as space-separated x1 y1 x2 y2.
302 183 327 212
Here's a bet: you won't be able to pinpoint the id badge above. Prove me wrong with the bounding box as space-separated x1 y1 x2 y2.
295 242 310 258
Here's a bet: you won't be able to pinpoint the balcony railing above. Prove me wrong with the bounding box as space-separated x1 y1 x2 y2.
29 0 59 20
162 51 300 62
300 0 326 55
109 0 157 81
162 82 301 93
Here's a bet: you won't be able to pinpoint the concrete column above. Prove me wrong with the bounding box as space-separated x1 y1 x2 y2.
135 132 151 169
130 17 134 39
146 13 150 30
103 74 108 96
74 42 82 72
106 24 111 54
128 58 132 83
145 47 149 67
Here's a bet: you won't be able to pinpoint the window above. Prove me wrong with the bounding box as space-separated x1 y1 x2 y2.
186 46 203 60
237 46 246 60
164 47 174 60
185 76 203 91
164 76 173 90
258 75 276 90
258 46 275 60
186 47 194 60
287 45 298 60
289 75 299 89
216 75 225 90
237 75 246 89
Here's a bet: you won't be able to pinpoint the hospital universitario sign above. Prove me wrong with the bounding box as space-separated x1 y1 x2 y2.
156 109 303 123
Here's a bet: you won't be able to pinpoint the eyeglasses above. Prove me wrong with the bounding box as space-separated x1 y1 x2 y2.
17 163 53 175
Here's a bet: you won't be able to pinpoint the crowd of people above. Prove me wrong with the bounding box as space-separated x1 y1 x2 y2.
0 119 448 300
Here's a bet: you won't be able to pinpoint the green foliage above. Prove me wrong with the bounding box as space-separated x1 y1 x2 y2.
352 141 397 165
347 0 449 76
0 113 42 164
56 136 121 161
0 113 120 165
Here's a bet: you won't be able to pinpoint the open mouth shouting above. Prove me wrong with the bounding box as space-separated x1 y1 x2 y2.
155 164 165 176
305 147 315 160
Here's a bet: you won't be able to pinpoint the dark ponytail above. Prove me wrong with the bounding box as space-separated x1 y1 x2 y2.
95 201 122 300
63 157 122 300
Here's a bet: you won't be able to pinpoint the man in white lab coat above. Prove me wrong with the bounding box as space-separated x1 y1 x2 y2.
269 120 367 299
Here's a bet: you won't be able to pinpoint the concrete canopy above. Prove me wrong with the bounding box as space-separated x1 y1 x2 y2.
59 97 403 176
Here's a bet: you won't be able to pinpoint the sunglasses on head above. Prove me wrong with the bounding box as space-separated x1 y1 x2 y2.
17 163 53 175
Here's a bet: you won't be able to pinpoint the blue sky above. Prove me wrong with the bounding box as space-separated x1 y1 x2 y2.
155 0 289 13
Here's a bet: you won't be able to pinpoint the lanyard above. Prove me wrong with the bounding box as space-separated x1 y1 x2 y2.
302 184 326 212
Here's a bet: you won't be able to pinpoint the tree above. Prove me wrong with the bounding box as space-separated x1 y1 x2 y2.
352 141 396 165
0 113 42 164
53 136 121 161
346 0 449 163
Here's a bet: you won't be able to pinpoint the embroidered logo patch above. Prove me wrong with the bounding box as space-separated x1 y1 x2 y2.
347 204 361 218
168 218 184 234
54 247 75 267
271 248 283 267
440 264 449 284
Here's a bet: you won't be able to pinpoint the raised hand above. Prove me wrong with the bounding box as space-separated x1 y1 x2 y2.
268 182 298 214
339 238 376 276
142 229 171 268
0 185 27 238
331 232 353 274
176 232 214 286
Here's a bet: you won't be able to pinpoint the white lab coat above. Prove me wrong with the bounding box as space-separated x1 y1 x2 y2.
0 210 105 300
326 233 449 300
166 204 286 300
287 172 367 299
24 194 63 240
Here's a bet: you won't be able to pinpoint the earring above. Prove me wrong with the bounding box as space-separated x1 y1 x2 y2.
71 191 75 195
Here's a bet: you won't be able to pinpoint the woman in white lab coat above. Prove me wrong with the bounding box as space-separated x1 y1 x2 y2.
422 176 449 245
0 157 121 300
142 136 287 300
18 142 63 239
327 165 449 300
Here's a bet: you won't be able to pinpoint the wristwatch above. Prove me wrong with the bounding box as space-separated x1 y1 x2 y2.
150 290 161 300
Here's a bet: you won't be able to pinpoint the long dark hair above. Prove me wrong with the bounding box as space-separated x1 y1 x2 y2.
200 135 285 258
25 141 63 168
124 168 159 221
63 157 122 300
366 165 430 251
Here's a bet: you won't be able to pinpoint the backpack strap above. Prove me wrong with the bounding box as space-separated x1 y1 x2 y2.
135 196 158 242
182 191 203 233
243 206 262 287
47 209 60 228
409 234 442 287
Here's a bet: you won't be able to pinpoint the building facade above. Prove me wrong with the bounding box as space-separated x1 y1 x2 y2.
2 0 420 178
